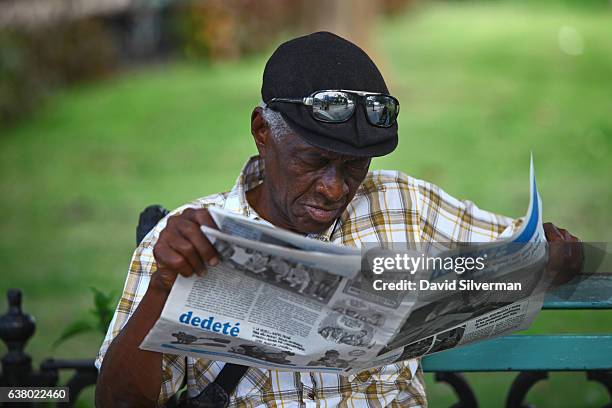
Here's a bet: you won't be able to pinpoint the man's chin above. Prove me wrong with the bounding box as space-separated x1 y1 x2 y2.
292 215 337 235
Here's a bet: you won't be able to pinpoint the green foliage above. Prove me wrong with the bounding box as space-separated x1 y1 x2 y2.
53 320 94 349
0 19 116 128
0 30 45 125
53 287 115 349
91 287 116 335
171 0 299 61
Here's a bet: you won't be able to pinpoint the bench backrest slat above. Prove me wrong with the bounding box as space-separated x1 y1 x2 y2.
543 274 612 309
422 335 612 372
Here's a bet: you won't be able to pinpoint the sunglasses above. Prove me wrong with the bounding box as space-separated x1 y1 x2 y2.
268 89 400 128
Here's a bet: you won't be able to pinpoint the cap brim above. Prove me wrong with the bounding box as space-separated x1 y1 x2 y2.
275 103 398 157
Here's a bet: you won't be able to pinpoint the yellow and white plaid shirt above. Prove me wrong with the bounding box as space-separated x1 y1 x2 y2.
97 155 519 407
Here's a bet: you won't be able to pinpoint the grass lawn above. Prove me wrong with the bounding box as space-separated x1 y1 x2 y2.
1 2 611 407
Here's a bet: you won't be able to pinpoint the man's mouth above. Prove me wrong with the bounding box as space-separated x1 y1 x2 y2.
303 204 343 224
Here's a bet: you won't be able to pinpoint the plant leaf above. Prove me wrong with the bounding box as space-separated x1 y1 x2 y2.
53 319 94 348
90 287 113 311
89 287 116 334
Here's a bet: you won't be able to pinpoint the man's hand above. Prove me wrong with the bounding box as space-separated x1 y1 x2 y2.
151 208 220 293
543 222 583 287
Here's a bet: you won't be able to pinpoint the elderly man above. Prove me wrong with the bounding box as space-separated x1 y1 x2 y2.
95 32 581 407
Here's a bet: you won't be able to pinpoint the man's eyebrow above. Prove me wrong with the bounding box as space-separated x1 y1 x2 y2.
300 151 328 160
293 147 334 160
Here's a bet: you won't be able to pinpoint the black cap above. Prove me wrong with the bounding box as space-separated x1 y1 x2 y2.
262 31 398 157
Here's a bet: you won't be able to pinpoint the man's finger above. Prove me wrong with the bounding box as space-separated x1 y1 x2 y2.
543 222 563 242
166 233 206 275
561 229 576 242
183 207 219 230
153 242 196 278
175 218 220 267
542 223 585 286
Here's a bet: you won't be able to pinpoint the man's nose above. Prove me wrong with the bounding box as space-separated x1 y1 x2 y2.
316 166 349 203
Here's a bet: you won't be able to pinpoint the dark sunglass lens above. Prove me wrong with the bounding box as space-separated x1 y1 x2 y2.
365 95 399 127
312 91 355 122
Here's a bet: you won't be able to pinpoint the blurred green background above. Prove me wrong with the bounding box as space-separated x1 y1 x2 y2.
1 0 611 406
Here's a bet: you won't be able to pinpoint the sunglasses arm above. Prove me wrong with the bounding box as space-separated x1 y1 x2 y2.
268 97 313 106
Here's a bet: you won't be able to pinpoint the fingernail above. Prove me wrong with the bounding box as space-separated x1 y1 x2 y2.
198 268 207 277
209 257 220 267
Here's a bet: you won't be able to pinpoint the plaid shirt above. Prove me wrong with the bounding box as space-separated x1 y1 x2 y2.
97 155 520 407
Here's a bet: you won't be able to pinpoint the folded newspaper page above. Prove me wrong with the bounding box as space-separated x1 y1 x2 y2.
141 158 551 375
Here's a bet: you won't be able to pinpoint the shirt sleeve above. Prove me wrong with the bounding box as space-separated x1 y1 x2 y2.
95 203 204 405
416 179 523 243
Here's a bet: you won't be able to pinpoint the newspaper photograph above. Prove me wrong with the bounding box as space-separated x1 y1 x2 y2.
140 158 552 375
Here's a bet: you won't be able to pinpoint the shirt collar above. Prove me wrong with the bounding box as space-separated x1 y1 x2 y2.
228 155 338 242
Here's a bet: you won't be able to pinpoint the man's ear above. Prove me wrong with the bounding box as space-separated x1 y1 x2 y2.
251 107 269 158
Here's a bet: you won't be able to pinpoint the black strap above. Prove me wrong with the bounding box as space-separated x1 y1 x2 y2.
213 363 250 394
180 364 249 408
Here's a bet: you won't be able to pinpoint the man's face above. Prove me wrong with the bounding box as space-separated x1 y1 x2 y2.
258 125 371 235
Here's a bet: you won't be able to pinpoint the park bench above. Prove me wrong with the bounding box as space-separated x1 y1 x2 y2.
0 205 610 407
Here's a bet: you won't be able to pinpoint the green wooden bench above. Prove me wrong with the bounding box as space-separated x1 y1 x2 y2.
422 272 612 408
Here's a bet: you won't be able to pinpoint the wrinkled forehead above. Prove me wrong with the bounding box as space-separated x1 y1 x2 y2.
279 132 372 162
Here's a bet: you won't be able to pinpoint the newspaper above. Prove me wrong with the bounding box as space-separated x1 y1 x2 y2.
141 158 551 375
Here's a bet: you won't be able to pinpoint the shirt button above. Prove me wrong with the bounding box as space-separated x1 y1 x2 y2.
307 391 316 400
